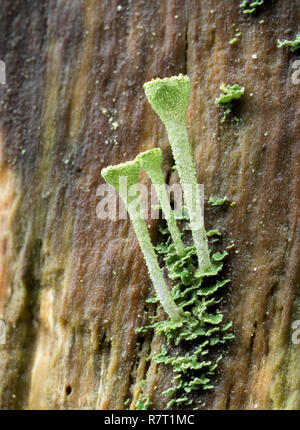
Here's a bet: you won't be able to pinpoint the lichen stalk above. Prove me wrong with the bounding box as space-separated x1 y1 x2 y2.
137 148 185 257
143 75 211 273
101 160 183 321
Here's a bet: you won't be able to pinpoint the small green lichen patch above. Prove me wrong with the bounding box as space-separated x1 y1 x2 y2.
207 229 222 237
138 224 234 408
208 196 228 206
230 30 241 45
277 34 300 53
215 84 245 123
240 0 264 14
135 395 152 410
100 106 120 144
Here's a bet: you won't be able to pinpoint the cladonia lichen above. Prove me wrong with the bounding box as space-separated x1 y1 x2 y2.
101 75 234 409
240 0 264 14
137 148 185 257
230 30 241 45
102 160 183 321
215 83 245 123
141 222 233 408
277 34 300 53
208 196 228 206
144 75 212 275
135 395 152 410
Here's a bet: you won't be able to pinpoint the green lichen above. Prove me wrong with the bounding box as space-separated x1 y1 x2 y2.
135 395 152 410
138 223 233 408
277 34 300 53
144 75 212 274
102 74 235 409
240 0 264 14
207 229 222 237
215 84 245 123
101 161 183 322
137 148 185 257
208 196 228 206
230 30 241 45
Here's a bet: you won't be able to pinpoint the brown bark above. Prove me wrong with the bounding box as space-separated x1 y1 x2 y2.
0 0 299 410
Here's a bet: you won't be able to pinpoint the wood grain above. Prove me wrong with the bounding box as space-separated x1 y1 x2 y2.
0 0 299 409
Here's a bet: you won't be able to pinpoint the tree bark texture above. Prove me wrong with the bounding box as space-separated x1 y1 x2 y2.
0 0 299 410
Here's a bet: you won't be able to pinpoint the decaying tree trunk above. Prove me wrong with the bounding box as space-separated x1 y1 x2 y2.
0 0 299 410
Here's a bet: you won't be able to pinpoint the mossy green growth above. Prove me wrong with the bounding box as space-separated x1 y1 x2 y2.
215 84 245 123
135 395 152 410
139 224 234 408
124 398 130 407
208 196 228 206
277 34 300 53
240 0 264 14
230 30 241 45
